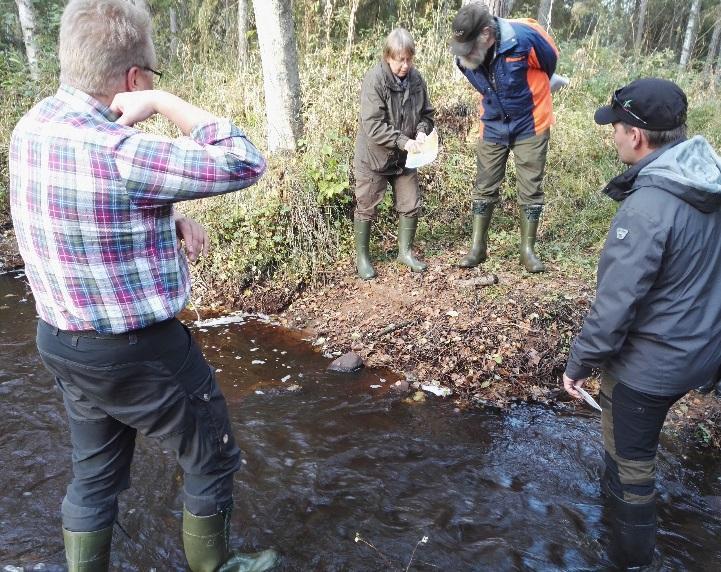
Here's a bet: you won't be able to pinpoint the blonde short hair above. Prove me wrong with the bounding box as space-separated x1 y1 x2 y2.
59 0 156 96
383 28 415 60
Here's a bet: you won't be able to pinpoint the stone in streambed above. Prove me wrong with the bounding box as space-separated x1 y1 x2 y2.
327 351 364 373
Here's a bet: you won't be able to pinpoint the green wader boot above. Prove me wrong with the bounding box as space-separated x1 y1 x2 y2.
63 526 113 572
519 204 545 273
396 215 427 272
354 218 376 280
182 507 279 572
458 200 495 268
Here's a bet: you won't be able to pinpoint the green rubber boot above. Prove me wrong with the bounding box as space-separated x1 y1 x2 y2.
396 215 427 272
182 507 279 572
458 200 495 268
63 526 113 572
519 204 545 273
354 218 376 280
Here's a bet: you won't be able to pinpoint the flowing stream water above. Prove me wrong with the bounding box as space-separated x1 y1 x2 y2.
1 272 720 571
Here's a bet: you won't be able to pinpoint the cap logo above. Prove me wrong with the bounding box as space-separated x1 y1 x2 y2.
454 29 465 37
616 228 628 240
622 99 633 109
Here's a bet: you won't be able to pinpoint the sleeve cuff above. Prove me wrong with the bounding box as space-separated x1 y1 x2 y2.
190 119 245 144
397 134 410 150
564 360 593 381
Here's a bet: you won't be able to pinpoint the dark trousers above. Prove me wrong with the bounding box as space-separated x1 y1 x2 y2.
353 166 421 221
36 318 241 532
600 375 685 503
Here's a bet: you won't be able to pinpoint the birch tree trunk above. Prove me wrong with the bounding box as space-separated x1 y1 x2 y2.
344 0 360 64
679 0 702 69
537 0 553 30
252 0 303 153
237 0 249 68
323 0 334 48
704 4 721 77
169 6 179 60
15 0 40 82
634 0 648 53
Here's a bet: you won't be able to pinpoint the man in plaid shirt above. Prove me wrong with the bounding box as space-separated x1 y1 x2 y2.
10 1 278 570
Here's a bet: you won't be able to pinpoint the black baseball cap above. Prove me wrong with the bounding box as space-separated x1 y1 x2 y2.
450 3 492 57
594 78 687 131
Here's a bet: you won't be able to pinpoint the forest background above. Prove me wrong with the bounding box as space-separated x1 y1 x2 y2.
2 0 721 445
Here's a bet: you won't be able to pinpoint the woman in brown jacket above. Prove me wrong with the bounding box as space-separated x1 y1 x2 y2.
353 28 435 280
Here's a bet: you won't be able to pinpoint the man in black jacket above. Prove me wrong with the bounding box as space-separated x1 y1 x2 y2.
563 78 721 569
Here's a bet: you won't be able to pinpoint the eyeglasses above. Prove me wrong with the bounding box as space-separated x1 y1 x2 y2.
612 90 647 125
142 66 163 80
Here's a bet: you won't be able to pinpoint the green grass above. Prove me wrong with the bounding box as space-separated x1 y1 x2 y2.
2 34 720 292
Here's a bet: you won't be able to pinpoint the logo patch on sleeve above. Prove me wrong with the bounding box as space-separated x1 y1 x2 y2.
616 227 629 240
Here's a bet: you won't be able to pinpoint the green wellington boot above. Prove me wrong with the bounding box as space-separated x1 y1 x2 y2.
63 526 113 572
458 200 495 268
182 507 279 572
354 218 376 280
519 204 545 273
396 215 427 272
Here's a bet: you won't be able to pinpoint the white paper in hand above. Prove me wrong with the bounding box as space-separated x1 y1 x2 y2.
577 386 602 412
405 129 438 169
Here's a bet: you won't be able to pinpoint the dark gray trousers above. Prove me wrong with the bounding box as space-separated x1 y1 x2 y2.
36 318 241 532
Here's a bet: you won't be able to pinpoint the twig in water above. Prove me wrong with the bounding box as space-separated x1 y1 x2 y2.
405 535 429 571
354 532 399 571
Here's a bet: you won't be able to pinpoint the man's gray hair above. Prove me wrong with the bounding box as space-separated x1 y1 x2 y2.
383 28 416 59
621 123 688 149
59 0 156 97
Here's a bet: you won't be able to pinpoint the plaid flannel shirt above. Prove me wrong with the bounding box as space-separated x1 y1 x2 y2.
10 85 266 333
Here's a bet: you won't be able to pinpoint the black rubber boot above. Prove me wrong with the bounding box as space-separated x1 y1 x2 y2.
353 218 376 280
458 200 495 268
396 215 427 272
63 526 113 572
607 491 657 570
182 507 279 572
519 204 545 273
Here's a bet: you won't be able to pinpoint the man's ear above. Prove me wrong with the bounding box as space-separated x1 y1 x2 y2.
631 126 645 150
125 66 143 92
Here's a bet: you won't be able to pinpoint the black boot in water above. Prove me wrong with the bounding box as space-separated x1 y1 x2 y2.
607 491 657 570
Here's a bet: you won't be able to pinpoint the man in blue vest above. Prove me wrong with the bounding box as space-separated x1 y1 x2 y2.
451 2 558 273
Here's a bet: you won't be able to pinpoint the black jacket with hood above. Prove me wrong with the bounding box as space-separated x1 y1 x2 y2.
565 136 721 396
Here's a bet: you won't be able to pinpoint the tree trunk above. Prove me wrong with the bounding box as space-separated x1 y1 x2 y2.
15 0 40 81
704 4 721 77
323 0 334 48
537 0 553 30
169 6 179 60
679 0 702 69
462 0 508 17
634 0 648 52
252 0 303 153
238 0 249 68
344 0 360 63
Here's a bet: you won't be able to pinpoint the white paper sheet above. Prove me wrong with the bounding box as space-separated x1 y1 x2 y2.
405 129 438 169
